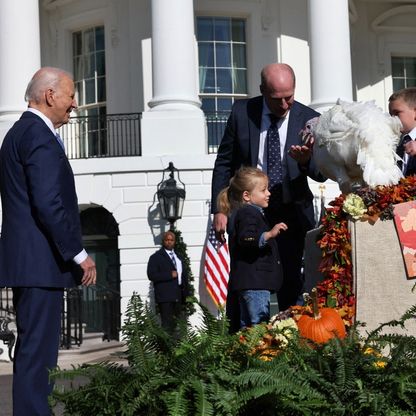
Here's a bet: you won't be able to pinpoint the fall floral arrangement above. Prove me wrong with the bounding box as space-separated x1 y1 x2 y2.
241 175 416 357
314 175 416 327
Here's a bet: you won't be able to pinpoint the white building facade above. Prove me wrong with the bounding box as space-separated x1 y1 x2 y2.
0 0 415 323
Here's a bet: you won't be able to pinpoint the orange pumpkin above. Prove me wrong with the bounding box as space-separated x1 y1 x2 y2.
297 288 346 344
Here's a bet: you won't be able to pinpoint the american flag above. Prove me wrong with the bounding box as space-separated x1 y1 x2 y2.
204 225 230 307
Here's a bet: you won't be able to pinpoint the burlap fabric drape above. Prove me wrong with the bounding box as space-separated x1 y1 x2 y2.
351 219 416 336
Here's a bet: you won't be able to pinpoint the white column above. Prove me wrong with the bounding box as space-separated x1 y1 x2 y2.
141 0 206 155
0 0 41 142
308 0 353 113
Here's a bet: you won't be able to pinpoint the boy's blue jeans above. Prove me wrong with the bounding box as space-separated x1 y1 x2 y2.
239 290 271 328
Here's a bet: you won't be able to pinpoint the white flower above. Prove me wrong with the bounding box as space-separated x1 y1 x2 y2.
342 193 367 220
270 317 298 347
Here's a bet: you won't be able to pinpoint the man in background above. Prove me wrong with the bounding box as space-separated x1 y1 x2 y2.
147 231 189 333
211 63 325 318
0 67 96 415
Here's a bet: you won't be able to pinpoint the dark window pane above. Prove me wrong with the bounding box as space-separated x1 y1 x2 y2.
406 78 416 87
197 17 213 41
97 77 106 102
216 43 231 68
84 54 95 78
84 29 95 54
96 51 106 76
217 98 232 112
75 81 83 106
393 78 405 91
200 68 216 93
85 79 96 104
216 68 232 93
73 32 82 56
198 43 214 67
95 26 105 51
215 18 230 41
234 69 247 94
201 98 215 112
233 44 246 68
405 58 416 78
232 19 245 42
74 56 83 81
392 57 405 77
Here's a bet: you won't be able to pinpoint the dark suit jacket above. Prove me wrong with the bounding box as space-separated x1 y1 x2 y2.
0 111 83 288
211 96 324 230
398 136 416 176
147 248 189 303
228 204 283 292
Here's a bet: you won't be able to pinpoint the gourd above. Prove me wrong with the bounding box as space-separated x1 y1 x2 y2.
297 288 346 344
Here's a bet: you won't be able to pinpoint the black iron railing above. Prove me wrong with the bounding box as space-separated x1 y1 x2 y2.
58 111 228 159
60 284 121 349
0 287 15 360
205 111 229 154
59 113 142 159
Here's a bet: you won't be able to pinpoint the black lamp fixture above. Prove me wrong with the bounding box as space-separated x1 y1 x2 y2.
157 162 186 230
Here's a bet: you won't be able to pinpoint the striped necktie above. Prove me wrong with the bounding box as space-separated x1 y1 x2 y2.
169 251 177 269
397 134 411 172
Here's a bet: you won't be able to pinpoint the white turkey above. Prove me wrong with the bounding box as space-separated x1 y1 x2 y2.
303 99 403 194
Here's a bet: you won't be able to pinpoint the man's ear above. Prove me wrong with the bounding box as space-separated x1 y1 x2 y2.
242 190 251 202
45 88 54 107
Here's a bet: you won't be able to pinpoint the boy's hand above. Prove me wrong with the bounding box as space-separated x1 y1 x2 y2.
265 222 288 241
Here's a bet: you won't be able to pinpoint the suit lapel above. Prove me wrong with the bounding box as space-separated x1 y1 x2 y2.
285 101 303 178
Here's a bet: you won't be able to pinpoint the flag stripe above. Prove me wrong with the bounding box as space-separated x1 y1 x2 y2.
204 225 230 307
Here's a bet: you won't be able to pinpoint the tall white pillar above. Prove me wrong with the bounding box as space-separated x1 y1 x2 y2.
308 0 353 113
141 0 206 155
0 0 41 142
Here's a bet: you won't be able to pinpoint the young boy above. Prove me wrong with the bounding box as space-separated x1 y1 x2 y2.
389 87 416 176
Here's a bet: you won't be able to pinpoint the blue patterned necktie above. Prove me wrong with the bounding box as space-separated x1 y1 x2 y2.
267 114 283 189
55 132 65 150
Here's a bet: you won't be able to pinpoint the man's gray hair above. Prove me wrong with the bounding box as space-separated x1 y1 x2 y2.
24 67 73 103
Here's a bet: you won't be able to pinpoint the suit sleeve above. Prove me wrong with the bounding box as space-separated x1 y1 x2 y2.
21 128 83 262
211 107 240 214
147 253 173 283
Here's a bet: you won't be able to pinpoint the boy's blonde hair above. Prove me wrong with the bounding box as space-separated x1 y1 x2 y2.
216 166 268 216
389 87 416 107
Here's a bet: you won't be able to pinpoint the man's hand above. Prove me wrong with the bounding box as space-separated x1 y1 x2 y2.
288 144 313 166
213 212 228 243
171 270 178 279
80 255 96 286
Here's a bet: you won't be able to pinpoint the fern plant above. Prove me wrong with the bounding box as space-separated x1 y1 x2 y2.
50 298 416 416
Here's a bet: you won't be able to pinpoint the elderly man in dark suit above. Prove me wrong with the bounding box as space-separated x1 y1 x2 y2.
147 231 189 333
211 63 325 314
0 67 96 415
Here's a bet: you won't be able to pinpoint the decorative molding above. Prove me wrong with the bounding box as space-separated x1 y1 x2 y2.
43 0 75 11
372 6 416 33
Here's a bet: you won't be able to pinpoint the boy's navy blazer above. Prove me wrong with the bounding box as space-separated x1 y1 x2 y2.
228 204 283 292
0 111 83 288
147 248 189 303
